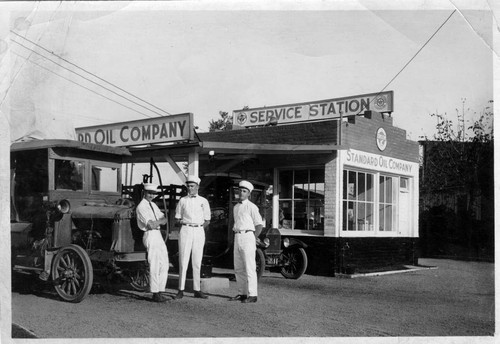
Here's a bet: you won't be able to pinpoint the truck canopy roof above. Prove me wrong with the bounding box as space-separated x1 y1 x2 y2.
11 139 131 156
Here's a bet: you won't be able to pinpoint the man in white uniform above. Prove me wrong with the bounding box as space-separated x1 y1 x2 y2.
174 175 211 299
136 183 169 303
229 180 263 303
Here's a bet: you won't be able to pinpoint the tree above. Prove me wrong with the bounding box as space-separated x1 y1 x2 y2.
420 99 493 194
208 111 233 132
419 99 494 259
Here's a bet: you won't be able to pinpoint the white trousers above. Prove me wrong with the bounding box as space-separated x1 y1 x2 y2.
178 226 205 291
233 232 258 297
142 230 169 293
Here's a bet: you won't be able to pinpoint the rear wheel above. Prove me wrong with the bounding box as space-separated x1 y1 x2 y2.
280 247 308 279
255 248 265 280
51 245 93 302
129 263 150 292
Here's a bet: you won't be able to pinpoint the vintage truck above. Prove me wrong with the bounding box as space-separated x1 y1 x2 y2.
10 139 153 302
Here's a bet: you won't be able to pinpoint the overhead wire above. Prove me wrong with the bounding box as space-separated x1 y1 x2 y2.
1 1 48 110
10 29 173 117
10 50 155 119
354 9 457 117
10 36 168 118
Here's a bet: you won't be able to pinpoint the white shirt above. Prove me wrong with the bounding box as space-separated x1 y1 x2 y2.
136 198 165 231
233 199 263 231
175 194 211 225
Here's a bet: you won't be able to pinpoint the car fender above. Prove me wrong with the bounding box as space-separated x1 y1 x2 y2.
286 238 308 249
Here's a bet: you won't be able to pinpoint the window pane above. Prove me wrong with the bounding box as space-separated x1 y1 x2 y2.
348 171 356 200
357 202 366 231
366 203 374 231
279 170 293 198
92 166 119 192
55 159 84 191
386 176 393 203
386 205 393 231
379 204 386 231
294 170 309 199
366 174 374 202
309 198 324 230
347 201 356 231
279 200 293 229
357 172 366 201
379 176 385 203
294 200 307 229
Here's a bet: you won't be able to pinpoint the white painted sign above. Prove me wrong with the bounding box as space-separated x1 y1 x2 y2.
376 127 387 151
76 113 194 147
233 91 393 128
343 149 418 176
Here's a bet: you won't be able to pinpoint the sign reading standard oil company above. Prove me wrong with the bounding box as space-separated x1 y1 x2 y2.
233 91 393 128
76 113 194 147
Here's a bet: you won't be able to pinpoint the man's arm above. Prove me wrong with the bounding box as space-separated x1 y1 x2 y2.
203 198 211 230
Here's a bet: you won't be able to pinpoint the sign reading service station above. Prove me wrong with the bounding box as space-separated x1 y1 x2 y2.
76 113 193 147
232 91 393 128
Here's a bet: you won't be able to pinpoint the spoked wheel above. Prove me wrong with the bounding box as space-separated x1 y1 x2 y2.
280 247 308 279
255 248 265 280
130 263 150 292
51 245 93 303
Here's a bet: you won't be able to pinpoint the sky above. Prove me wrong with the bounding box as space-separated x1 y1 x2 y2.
0 0 497 144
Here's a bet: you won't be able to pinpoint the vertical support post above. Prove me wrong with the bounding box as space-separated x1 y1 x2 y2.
188 150 199 177
272 168 280 229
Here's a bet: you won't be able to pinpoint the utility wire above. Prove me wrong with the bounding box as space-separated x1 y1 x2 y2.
11 50 155 119
355 9 456 116
11 37 168 118
10 29 172 116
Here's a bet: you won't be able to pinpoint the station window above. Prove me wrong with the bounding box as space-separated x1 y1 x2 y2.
54 159 84 191
379 175 397 231
278 168 325 231
91 165 119 192
342 170 375 231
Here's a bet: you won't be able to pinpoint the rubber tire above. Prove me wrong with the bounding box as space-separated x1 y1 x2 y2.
129 263 150 292
255 248 265 280
280 247 308 279
51 244 93 303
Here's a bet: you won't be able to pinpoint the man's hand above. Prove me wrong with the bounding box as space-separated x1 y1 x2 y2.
203 220 210 231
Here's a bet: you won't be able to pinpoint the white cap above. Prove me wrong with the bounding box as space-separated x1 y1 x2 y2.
186 175 201 185
239 180 254 192
143 183 160 193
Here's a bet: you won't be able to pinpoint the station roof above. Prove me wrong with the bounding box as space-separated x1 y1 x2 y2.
198 120 343 154
10 139 131 156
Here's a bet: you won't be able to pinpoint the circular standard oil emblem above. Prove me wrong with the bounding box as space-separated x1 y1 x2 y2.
236 112 248 126
374 95 387 110
376 127 387 151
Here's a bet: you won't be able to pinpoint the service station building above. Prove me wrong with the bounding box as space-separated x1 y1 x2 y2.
77 91 420 275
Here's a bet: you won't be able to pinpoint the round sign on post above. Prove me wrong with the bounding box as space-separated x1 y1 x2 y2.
376 127 387 151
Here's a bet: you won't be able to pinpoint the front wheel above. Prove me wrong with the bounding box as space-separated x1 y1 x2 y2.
255 248 265 280
51 245 93 302
280 247 308 279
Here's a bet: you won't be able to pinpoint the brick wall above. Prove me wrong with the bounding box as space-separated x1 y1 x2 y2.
342 112 419 163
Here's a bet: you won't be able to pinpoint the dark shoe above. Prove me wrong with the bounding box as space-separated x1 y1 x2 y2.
242 296 257 303
152 293 167 303
228 294 247 301
174 290 184 299
194 290 208 299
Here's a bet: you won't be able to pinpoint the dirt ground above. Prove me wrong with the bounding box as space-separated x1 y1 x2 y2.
7 258 495 340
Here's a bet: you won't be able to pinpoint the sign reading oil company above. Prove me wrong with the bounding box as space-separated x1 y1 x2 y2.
76 113 194 147
343 148 418 177
233 91 393 128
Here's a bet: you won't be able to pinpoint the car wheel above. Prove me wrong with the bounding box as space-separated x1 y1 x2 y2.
51 244 93 302
280 247 308 279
